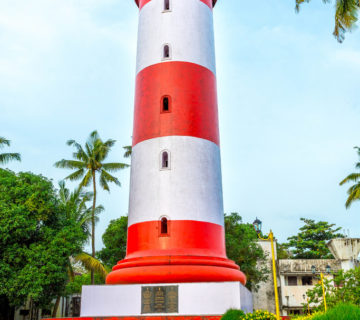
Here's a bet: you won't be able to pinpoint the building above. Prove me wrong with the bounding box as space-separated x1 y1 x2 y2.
253 238 360 316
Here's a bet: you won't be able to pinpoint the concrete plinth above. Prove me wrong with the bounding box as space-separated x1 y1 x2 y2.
80 282 253 317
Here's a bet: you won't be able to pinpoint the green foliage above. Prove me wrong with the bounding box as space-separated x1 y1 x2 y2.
222 309 276 320
295 0 359 43
0 137 21 165
340 146 360 208
276 242 290 259
283 218 343 259
97 216 128 268
224 213 269 291
65 273 104 295
311 303 360 320
221 309 245 320
0 169 86 308
305 267 360 310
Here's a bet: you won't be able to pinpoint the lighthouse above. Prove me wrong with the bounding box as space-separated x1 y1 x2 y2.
80 0 253 316
106 0 246 285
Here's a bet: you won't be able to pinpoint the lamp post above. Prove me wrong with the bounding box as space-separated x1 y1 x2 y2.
311 265 331 312
253 218 280 320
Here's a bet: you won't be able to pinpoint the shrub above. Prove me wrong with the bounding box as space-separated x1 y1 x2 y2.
242 310 276 320
311 303 360 320
221 309 245 320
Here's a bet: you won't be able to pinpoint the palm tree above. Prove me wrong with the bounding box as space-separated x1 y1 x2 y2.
339 146 360 208
52 182 108 316
54 130 129 284
296 0 359 42
0 137 21 165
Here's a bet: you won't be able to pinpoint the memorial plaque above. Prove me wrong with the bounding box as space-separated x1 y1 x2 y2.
141 286 178 314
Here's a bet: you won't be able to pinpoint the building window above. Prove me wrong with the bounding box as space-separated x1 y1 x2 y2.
287 276 298 286
164 0 170 11
161 217 168 234
161 151 170 169
302 276 313 286
162 44 171 60
161 96 171 112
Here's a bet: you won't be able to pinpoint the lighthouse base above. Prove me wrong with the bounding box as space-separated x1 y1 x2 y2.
80 282 253 317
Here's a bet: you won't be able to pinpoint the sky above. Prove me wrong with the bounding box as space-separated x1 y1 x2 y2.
1 0 359 252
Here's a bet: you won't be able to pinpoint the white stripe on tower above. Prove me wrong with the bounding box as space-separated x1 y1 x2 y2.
128 136 224 226
136 0 216 74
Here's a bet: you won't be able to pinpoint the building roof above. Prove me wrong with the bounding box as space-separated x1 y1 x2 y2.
134 0 217 7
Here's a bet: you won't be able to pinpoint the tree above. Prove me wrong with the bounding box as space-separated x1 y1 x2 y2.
295 0 359 42
284 218 344 259
97 216 128 268
0 137 20 165
305 267 360 310
52 182 107 316
339 146 360 209
0 169 86 319
54 130 129 284
224 213 269 291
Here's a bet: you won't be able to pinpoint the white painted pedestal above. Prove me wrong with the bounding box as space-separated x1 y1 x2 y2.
80 282 253 317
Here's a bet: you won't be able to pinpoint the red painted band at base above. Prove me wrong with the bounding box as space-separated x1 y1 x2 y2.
133 62 219 147
106 264 246 285
126 220 226 258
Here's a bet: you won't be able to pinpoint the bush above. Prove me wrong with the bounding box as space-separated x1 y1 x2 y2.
311 303 360 320
222 309 276 320
221 309 245 320
242 310 276 320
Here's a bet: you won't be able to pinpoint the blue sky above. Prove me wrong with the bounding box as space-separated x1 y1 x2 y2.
1 0 359 251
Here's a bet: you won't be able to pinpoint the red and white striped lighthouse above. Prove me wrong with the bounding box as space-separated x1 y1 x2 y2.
106 0 246 286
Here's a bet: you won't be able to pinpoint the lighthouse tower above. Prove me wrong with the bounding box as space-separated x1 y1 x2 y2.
106 0 246 286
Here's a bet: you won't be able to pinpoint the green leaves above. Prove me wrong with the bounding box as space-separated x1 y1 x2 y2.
0 170 86 308
0 136 21 165
97 216 128 269
340 146 360 208
284 218 344 259
295 0 359 42
306 268 360 310
224 212 269 291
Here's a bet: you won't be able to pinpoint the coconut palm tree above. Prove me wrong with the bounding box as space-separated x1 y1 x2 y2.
296 0 359 42
54 130 129 284
339 146 360 208
0 137 21 165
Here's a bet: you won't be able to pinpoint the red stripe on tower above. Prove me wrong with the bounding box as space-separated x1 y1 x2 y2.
106 0 246 285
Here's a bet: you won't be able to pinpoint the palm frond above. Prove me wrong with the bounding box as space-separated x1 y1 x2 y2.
333 0 358 42
67 258 75 282
0 137 11 148
0 153 21 164
80 170 93 188
65 169 85 182
339 172 360 185
345 182 360 208
100 170 121 191
74 252 108 279
123 145 132 158
102 162 129 172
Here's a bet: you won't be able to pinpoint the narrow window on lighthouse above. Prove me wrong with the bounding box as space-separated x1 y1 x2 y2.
162 96 170 112
161 151 169 169
161 217 168 235
163 44 171 60
164 0 170 11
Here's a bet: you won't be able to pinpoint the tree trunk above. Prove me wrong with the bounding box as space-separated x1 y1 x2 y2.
52 296 61 318
91 171 97 285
